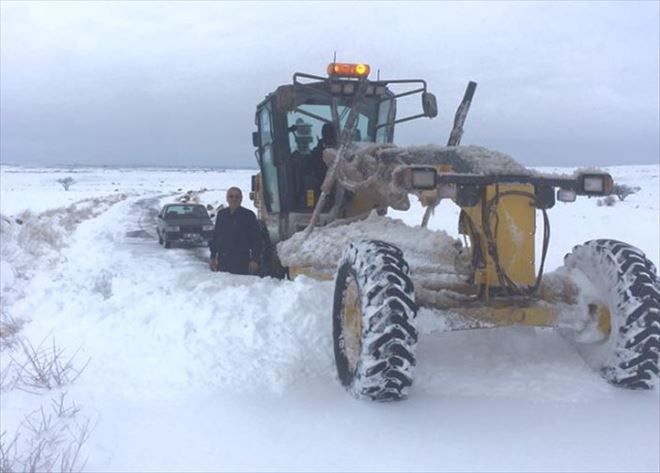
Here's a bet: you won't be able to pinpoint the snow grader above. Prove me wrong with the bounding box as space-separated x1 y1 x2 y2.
249 62 660 401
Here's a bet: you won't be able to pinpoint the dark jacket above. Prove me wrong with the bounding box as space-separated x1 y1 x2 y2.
210 206 262 275
310 139 329 185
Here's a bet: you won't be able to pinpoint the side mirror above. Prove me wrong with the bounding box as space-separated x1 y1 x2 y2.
422 92 438 118
252 131 260 147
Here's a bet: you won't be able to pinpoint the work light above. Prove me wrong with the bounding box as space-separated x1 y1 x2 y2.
411 168 437 190
557 188 577 202
578 173 614 195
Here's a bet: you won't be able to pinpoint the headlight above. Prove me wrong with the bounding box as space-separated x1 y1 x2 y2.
166 225 180 231
203 225 214 231
579 173 614 195
557 188 577 202
393 166 437 190
411 168 437 190
584 176 604 192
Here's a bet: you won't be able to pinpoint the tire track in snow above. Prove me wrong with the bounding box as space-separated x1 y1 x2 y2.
125 194 169 239
125 193 214 264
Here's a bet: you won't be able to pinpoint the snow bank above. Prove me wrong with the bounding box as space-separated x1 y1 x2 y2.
0 259 15 292
4 192 335 400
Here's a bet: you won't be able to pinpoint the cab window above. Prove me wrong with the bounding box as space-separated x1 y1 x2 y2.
259 105 281 213
376 98 394 143
287 104 372 154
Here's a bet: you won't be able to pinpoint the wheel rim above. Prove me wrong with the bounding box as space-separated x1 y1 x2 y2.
342 277 362 373
572 300 613 344
589 303 612 339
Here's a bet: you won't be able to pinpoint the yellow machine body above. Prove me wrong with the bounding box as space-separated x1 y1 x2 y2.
460 183 536 290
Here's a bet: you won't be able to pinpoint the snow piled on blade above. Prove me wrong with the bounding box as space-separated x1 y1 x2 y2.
344 143 531 175
278 211 461 277
324 143 535 212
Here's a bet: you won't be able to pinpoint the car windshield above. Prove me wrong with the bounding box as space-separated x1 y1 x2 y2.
164 205 208 219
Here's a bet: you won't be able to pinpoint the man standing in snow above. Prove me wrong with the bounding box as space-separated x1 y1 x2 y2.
209 187 262 275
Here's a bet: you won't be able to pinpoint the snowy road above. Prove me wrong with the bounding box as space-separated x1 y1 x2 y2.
1 166 658 472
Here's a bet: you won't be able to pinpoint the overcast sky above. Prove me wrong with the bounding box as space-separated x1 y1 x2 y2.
1 1 658 168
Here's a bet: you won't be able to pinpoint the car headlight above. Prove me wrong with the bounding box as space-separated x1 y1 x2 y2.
166 225 180 231
203 225 214 231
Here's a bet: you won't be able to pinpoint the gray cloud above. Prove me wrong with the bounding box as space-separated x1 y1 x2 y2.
1 1 658 168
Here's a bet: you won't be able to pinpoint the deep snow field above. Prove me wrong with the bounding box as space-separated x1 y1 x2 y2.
0 163 658 472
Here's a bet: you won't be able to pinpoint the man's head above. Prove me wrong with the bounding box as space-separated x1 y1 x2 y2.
226 187 243 211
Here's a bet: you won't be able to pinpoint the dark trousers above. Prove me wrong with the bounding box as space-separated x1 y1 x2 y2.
218 255 249 275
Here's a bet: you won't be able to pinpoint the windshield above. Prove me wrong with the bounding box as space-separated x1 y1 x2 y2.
287 100 385 154
164 205 208 218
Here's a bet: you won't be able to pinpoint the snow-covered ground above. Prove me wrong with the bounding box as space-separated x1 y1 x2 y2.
1 163 658 472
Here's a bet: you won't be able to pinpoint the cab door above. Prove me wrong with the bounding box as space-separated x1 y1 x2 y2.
257 103 281 213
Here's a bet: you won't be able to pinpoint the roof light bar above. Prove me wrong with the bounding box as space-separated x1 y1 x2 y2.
327 62 371 78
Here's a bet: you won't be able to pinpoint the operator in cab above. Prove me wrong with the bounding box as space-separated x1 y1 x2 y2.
310 123 337 186
209 187 262 275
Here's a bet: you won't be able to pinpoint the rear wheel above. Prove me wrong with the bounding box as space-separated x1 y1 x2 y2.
157 230 163 245
333 240 418 401
561 239 660 389
164 237 172 249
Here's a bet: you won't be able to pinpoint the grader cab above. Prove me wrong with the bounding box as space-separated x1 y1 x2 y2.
250 63 439 242
250 63 660 401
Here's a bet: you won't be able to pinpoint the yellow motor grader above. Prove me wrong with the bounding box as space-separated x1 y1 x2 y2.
249 62 660 401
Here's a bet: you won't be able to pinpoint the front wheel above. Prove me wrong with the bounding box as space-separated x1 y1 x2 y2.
561 239 660 389
333 240 418 401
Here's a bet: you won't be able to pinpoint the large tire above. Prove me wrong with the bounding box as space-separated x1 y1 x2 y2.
562 239 660 389
333 240 418 401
